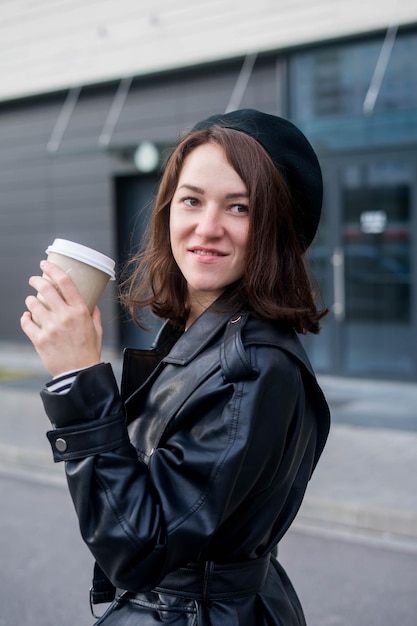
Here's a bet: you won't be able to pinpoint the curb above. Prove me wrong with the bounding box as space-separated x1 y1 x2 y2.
1 441 417 548
298 495 417 544
0 444 65 487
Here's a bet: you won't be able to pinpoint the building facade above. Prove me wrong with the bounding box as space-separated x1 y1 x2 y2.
1 1 417 379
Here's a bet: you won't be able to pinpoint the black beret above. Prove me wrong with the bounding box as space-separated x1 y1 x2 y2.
192 108 323 250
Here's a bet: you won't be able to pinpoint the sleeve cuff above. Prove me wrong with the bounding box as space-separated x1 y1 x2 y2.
46 367 92 394
40 363 123 428
47 413 130 462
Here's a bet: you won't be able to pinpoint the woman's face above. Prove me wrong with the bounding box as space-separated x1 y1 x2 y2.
170 142 249 317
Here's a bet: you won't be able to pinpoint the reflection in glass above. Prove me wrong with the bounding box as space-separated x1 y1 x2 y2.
341 160 413 375
343 184 410 323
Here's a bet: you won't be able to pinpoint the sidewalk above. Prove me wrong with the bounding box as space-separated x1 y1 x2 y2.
1 341 417 548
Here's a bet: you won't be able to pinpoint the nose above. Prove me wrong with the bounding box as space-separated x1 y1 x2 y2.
195 205 224 239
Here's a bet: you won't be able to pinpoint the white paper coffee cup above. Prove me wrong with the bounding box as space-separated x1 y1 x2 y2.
36 239 116 317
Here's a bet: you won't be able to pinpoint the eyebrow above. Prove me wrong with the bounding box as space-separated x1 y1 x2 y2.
178 183 248 199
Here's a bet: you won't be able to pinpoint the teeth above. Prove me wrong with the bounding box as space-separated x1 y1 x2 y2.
194 249 222 256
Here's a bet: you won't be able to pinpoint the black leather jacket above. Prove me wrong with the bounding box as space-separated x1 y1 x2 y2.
41 307 330 625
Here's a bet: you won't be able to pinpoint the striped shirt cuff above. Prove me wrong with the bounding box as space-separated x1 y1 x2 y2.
46 368 88 394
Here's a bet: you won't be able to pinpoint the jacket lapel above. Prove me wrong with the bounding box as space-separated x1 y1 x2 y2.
122 306 234 419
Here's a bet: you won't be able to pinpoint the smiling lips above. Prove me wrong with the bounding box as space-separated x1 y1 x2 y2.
190 248 227 258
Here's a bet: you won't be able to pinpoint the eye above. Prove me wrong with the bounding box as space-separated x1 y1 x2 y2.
230 203 249 215
183 196 200 207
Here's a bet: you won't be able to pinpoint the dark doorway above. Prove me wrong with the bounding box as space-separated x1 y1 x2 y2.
115 174 163 349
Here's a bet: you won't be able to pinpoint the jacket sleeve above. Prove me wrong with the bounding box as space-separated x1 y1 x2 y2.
40 351 317 592
41 363 168 590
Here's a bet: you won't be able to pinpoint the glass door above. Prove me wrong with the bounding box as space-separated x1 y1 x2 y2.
340 158 414 376
305 152 417 379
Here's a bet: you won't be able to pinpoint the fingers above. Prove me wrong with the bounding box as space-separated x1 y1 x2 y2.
33 260 85 309
20 310 40 339
21 261 104 376
23 293 47 329
21 300 103 377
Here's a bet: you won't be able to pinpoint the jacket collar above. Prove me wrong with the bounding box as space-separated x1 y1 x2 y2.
159 303 240 367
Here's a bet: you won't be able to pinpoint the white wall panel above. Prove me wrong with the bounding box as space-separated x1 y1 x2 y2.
0 0 416 101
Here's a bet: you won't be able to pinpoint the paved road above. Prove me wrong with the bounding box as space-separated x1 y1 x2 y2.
280 527 417 626
2 370 417 547
0 474 92 626
1 473 417 626
1 341 417 624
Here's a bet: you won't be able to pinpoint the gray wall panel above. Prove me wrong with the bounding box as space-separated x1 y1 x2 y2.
0 58 281 345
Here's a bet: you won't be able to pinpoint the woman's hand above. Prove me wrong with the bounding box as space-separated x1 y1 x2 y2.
21 260 103 377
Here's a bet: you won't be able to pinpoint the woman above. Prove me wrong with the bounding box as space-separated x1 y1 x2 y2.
21 108 330 625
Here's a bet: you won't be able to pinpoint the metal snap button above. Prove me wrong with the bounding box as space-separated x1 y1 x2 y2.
55 438 68 452
230 314 242 324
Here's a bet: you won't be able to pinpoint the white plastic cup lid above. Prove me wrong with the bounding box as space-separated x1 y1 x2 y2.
45 239 116 279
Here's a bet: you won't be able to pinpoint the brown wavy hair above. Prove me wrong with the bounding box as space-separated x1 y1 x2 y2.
119 126 328 334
